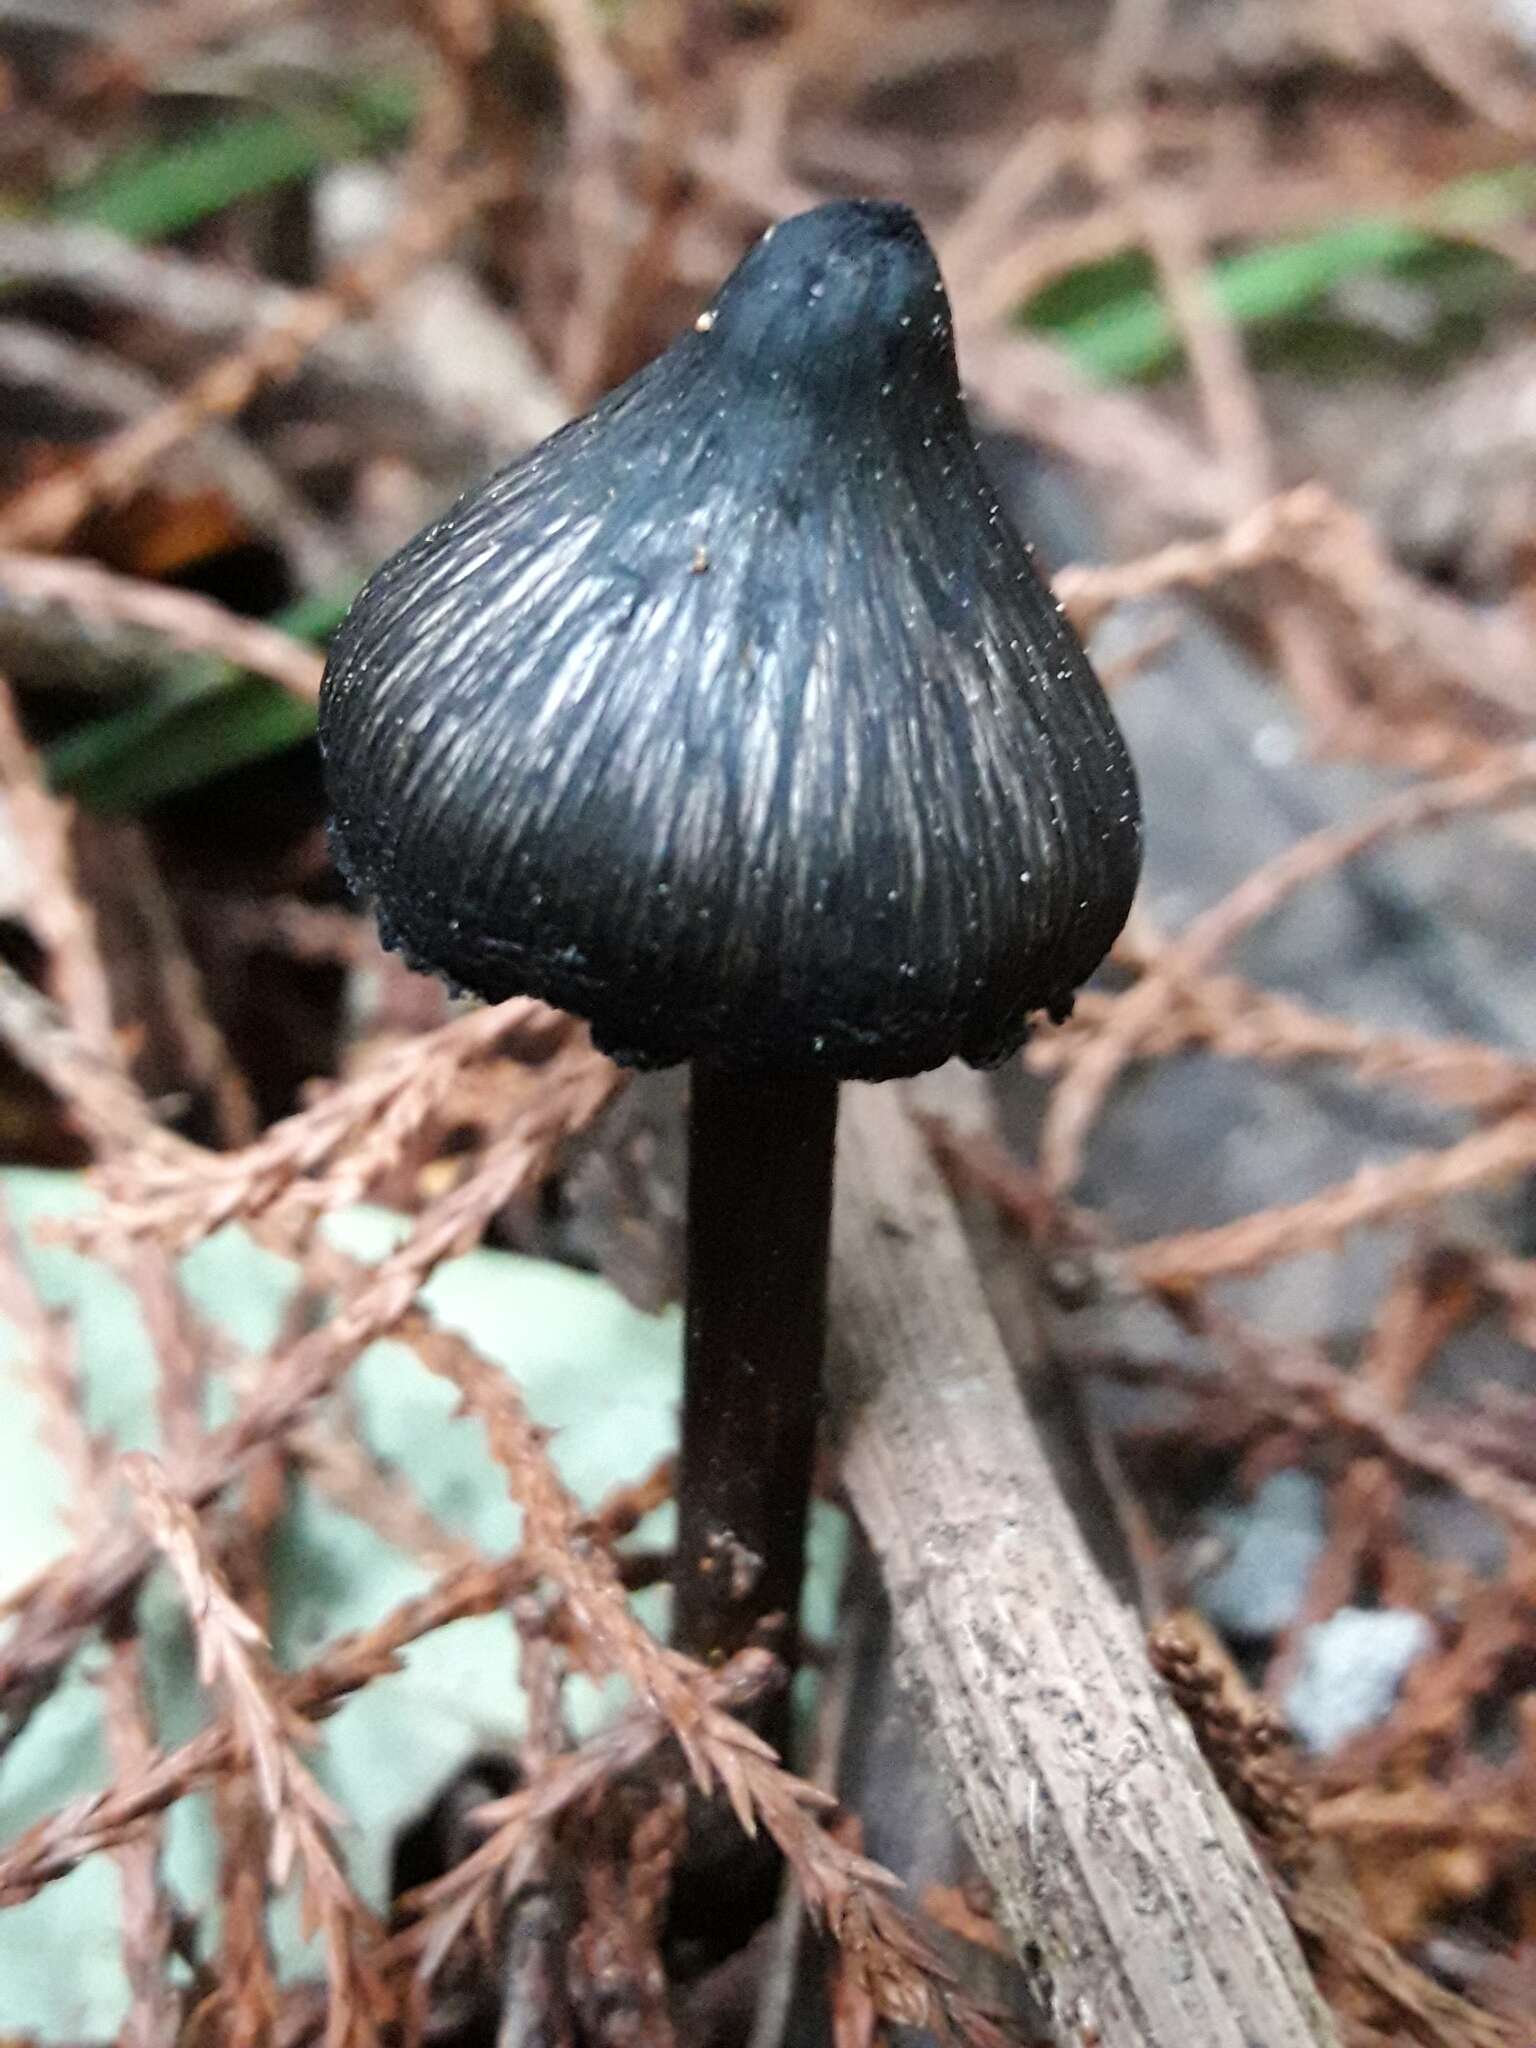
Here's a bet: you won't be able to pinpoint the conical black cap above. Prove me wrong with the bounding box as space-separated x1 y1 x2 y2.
319 200 1141 1078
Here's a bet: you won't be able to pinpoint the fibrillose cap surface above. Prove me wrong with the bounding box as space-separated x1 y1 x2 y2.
319 199 1142 1079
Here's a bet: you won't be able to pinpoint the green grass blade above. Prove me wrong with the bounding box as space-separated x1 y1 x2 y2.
47 586 353 813
59 77 415 242
50 678 317 811
1035 168 1536 383
38 72 414 802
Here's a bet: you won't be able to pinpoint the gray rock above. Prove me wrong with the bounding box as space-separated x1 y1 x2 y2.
1285 1607 1435 1753
1195 1470 1327 1640
1496 0 1536 52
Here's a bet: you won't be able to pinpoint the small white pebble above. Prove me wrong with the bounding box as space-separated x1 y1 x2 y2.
1252 721 1299 769
1286 1608 1434 1753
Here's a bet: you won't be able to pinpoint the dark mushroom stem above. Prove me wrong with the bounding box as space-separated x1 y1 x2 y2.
672 1066 839 1698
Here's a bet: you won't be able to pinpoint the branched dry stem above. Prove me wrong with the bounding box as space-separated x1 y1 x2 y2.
0 552 325 702
1040 745 1536 1191
125 1452 388 2048
0 158 511 553
0 1064 618 1719
0 1461 672 1906
339 1252 1012 2044
85 998 589 1250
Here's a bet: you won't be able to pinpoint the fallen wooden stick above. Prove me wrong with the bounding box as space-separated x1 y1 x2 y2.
829 1079 1338 2048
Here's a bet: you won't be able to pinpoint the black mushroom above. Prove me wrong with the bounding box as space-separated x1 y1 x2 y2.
319 198 1141 1695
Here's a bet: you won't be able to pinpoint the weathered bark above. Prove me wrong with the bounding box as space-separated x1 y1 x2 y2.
829 1079 1338 2048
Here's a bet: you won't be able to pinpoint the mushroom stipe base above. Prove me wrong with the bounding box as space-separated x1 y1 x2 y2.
673 1066 838 1698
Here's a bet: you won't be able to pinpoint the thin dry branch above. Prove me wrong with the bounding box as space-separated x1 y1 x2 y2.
0 677 117 1060
290 1406 482 1575
59 0 309 106
0 1194 103 1519
1054 482 1536 748
408 1654 1012 2048
369 1288 731 1771
124 1452 387 2048
211 1454 288 2048
0 219 552 483
344 1245 1012 2046
0 552 325 702
0 1196 178 2040
1053 486 1363 634
100 824 259 1149
0 1460 671 1905
102 1618 181 2048
87 998 582 1250
0 691 184 1167
1168 1299 1536 1550
1123 1114 1536 1289
1088 1312 1536 1553
0 160 510 552
938 1134 1536 1551
1148 1621 1312 1871
0 317 349 591
1041 744 1536 1188
1150 1620 1517 2048
393 1650 778 1957
0 1064 617 1723
0 683 199 2014
1133 187 1272 512
830 1080 1339 2048
0 959 177 1161
1035 971 1536 1114
960 327 1232 531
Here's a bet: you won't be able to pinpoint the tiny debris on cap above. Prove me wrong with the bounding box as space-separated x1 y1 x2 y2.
318 199 1142 1079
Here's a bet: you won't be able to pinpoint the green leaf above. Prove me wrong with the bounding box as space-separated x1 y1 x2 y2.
46 587 352 813
49 677 319 812
1030 167 1536 383
0 1171 845 2035
33 75 414 805
59 79 416 243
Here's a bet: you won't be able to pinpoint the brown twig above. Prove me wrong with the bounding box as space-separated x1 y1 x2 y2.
210 1301 292 2048
1123 1115 1536 1289
86 998 584 1251
0 1067 617 1723
0 552 325 701
1150 1619 1517 2048
102 1610 182 2048
290 1403 482 1576
348 1248 1011 2045
1149 1619 1312 1871
1156 1296 1536 1550
0 1194 103 1521
124 1451 388 2048
0 1192 182 2038
1041 743 1536 1189
0 959 176 1161
0 162 510 553
97 824 260 1149
0 677 117 1060
0 1464 655 1906
1034 971 1536 1115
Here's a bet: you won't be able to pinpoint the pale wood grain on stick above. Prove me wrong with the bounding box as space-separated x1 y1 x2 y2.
829 1079 1339 2048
